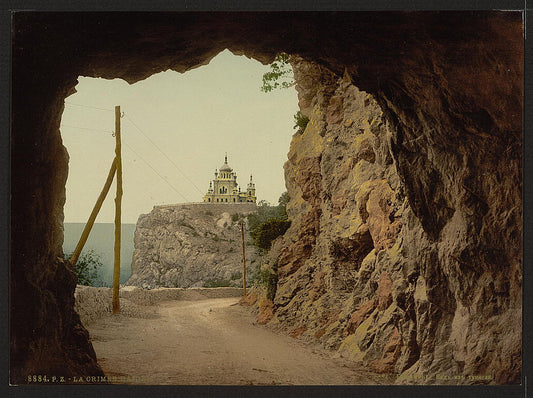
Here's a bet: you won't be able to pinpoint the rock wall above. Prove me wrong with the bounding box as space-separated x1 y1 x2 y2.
259 58 521 384
126 203 258 289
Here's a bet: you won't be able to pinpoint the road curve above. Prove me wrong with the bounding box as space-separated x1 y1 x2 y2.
87 297 380 385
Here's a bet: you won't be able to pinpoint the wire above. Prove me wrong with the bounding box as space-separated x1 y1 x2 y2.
62 124 189 202
64 102 115 112
62 102 197 202
123 114 204 195
122 138 190 203
61 124 114 134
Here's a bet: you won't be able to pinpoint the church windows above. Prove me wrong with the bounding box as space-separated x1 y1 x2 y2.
203 155 256 204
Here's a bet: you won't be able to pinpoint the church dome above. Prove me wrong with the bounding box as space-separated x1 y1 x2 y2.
219 154 232 172
220 163 232 172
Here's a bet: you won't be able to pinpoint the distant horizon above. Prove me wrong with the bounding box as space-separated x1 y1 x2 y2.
63 223 136 285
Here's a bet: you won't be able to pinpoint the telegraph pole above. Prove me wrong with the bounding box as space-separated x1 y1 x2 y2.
69 158 117 267
241 221 247 296
112 105 123 314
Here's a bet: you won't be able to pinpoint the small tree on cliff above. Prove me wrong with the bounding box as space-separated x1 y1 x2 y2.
261 54 309 134
260 53 295 92
253 219 291 251
66 250 104 286
293 111 310 134
247 193 290 299
248 192 291 253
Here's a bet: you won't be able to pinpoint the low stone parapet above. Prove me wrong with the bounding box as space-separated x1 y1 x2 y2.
74 285 243 326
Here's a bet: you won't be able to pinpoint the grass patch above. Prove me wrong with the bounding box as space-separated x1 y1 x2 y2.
203 278 232 288
230 272 242 280
250 263 278 301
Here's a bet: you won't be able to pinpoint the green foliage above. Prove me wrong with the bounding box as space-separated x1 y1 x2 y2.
247 201 279 236
247 192 291 254
278 191 290 207
260 53 294 93
253 219 291 251
66 250 104 287
277 191 289 219
231 213 241 222
245 192 290 300
293 111 310 134
203 278 231 288
230 271 242 280
251 264 278 301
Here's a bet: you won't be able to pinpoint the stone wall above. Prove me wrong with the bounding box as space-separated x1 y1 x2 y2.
74 285 243 327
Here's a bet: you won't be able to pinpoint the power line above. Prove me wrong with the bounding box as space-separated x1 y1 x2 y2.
61 124 114 134
63 124 190 202
122 138 190 203
62 108 190 202
62 102 197 202
123 114 204 195
64 102 115 112
63 102 203 195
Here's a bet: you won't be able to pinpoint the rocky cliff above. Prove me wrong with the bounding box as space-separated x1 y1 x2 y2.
126 203 258 289
254 58 521 385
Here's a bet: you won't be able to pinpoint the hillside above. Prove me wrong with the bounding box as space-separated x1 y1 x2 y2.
126 203 259 289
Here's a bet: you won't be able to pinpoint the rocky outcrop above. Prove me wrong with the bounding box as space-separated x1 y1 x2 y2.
11 12 522 385
126 203 258 289
259 58 521 384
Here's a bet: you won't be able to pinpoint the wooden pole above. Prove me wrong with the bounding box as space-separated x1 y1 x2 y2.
112 106 123 314
241 221 246 296
70 158 117 267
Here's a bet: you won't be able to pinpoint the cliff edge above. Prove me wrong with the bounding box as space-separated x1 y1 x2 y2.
126 203 258 289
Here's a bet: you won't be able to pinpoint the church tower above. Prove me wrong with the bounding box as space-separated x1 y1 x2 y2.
203 155 257 203
246 175 256 202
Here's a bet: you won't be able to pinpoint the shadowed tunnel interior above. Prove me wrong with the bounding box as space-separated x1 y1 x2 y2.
11 12 522 384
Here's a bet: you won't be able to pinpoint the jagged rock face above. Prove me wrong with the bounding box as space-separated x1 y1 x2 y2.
126 204 258 289
11 12 521 384
265 58 521 384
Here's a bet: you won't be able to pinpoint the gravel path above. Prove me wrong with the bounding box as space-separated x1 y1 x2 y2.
87 297 380 385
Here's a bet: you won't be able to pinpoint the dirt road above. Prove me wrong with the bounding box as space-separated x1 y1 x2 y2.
87 297 380 385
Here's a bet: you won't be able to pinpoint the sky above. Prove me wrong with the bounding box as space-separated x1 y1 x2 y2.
61 50 298 224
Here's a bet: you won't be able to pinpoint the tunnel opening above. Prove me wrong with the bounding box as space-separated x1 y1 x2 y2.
11 11 522 385
60 49 297 289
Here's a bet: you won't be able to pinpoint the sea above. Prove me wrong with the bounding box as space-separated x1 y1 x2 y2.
63 223 136 286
